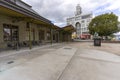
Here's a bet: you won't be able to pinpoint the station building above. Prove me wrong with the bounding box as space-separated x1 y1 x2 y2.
0 0 75 50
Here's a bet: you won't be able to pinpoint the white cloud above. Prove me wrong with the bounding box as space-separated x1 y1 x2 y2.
23 0 120 27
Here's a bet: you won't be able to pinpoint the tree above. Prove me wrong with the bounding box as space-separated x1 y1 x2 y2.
88 13 119 37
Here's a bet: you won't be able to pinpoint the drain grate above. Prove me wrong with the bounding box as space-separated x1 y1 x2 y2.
7 61 14 64
64 48 72 49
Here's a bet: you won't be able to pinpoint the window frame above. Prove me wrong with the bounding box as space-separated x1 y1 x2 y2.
3 24 19 42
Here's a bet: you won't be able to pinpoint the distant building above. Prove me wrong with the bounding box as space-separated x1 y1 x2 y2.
66 4 92 39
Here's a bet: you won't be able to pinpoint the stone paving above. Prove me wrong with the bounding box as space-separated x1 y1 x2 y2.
0 42 120 80
58 48 120 80
0 43 64 72
0 45 77 80
69 42 120 55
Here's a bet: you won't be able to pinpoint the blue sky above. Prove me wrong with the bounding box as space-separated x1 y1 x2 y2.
23 0 120 27
93 2 120 19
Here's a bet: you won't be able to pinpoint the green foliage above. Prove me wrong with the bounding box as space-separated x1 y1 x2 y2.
88 13 119 36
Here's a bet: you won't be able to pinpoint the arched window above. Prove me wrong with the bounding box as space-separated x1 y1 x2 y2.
75 22 81 30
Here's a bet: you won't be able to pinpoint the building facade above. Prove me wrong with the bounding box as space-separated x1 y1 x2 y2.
0 0 75 51
0 0 55 50
66 4 92 39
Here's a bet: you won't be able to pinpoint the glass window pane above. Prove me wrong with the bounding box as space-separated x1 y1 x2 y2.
4 28 11 41
3 24 18 41
12 28 18 41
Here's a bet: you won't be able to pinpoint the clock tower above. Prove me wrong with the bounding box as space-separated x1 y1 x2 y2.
75 4 82 16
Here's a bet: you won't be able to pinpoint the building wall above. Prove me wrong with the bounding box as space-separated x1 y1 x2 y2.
34 24 39 41
0 14 41 48
0 0 61 50
62 33 72 42
18 21 26 42
29 23 39 41
37 26 49 42
0 14 60 49
67 14 92 38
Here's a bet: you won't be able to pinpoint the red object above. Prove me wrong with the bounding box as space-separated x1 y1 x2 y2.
80 34 91 39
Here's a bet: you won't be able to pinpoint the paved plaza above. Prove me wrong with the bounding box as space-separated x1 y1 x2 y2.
0 42 120 80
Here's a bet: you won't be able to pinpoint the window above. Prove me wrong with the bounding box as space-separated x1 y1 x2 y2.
75 17 80 20
3 24 18 41
76 22 81 30
81 14 91 19
4 27 11 41
82 24 85 27
81 20 84 23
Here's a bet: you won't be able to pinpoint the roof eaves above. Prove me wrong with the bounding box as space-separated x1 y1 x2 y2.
0 0 52 25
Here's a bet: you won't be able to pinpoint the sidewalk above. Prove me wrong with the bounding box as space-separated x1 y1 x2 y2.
59 48 120 80
0 46 77 80
1 42 120 80
0 43 61 58
0 43 64 72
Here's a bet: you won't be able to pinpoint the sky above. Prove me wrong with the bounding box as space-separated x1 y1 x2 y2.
23 0 120 27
